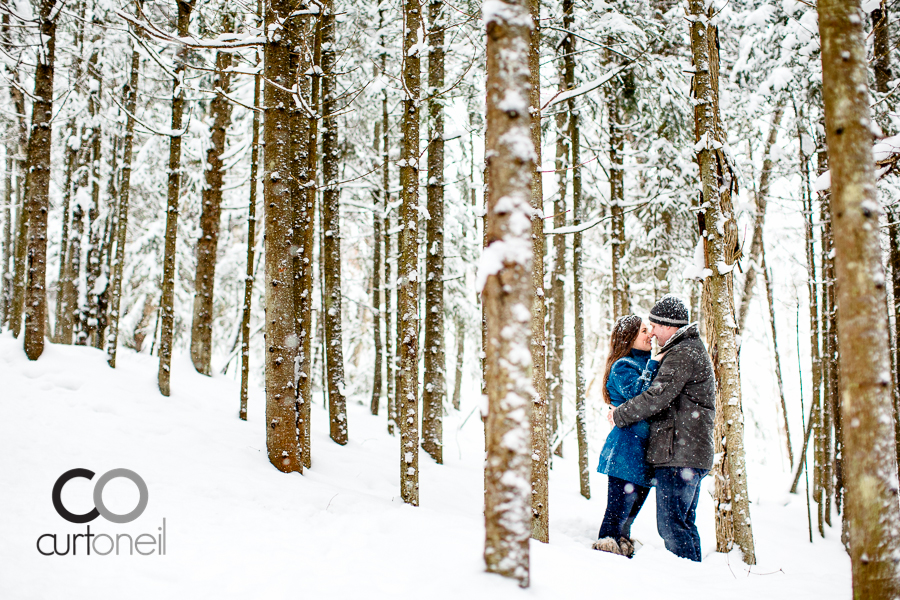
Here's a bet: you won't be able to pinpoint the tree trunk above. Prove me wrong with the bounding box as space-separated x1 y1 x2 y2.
22 0 57 360
321 0 348 446
240 8 262 421
190 16 234 376
382 45 396 435
398 0 422 505
422 0 446 464
53 126 72 344
106 40 141 368
528 0 549 543
737 100 784 333
690 0 756 563
452 314 464 410
762 253 793 468
157 0 193 395
84 40 104 350
818 0 900 592
1 153 10 327
482 0 534 586
608 89 627 319
563 0 590 500
264 0 302 473
370 121 383 415
548 58 568 457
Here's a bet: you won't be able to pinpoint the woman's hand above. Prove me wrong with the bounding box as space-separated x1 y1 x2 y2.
607 407 616 427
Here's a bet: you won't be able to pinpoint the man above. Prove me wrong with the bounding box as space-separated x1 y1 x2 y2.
607 295 715 562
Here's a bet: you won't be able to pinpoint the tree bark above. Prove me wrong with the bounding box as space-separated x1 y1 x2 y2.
1 153 10 327
381 39 396 434
818 0 900 592
690 0 756 563
398 0 422 505
548 57 568 457
608 89 627 319
422 0 446 464
321 0 348 446
528 0 549 543
84 39 104 350
22 0 57 360
240 7 262 421
157 0 193 395
190 15 234 376
370 120 383 415
737 100 784 333
107 37 141 368
482 0 534 586
563 0 590 500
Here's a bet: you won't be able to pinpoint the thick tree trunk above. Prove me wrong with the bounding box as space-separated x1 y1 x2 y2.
107 42 141 368
422 0 446 464
737 100 784 332
398 0 422 505
240 17 262 421
264 0 302 473
190 18 234 376
482 0 534 586
528 0 549 543
818 0 900 592
23 0 57 360
690 0 756 563
157 0 193 396
321 0 348 446
563 0 590 500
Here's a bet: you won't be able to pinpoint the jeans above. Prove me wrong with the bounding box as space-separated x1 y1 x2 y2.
598 476 650 540
655 466 707 562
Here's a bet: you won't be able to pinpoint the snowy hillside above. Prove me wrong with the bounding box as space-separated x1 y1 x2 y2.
0 334 850 599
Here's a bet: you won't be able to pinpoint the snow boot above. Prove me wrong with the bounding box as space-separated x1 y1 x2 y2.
591 537 623 555
618 537 635 558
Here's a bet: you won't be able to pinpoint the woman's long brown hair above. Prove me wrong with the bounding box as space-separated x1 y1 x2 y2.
602 315 643 405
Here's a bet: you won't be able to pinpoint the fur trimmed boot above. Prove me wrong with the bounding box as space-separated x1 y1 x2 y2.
617 537 635 558
591 537 623 555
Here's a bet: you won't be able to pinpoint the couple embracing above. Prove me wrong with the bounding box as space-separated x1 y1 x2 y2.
592 295 715 562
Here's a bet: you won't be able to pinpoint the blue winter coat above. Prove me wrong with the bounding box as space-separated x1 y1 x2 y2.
596 349 659 488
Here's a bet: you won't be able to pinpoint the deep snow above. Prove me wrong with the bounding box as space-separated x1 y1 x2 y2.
0 333 850 599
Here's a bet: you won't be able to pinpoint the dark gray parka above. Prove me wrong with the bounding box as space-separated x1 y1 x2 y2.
612 323 716 470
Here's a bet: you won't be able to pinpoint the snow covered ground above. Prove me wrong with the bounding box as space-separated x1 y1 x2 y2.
0 332 850 599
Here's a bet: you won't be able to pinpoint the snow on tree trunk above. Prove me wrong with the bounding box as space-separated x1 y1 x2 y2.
371 118 383 417
527 0 548 544
381 46 396 435
190 16 234 376
562 0 589 499
321 0 348 447
608 88 627 320
157 0 193 396
84 37 105 351
399 0 422 504
481 0 534 587
737 100 784 333
1 153 10 327
689 0 756 564
422 0 446 465
106 40 141 369
22 0 57 361
264 0 302 474
548 57 567 457
818 0 900 590
240 19 262 422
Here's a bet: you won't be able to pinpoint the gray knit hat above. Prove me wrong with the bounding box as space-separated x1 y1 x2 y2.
649 295 689 327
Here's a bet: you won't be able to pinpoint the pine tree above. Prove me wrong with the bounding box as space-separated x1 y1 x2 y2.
398 0 422 505
689 0 755 563
818 0 900 591
22 0 58 360
482 0 534 586
157 0 194 396
190 13 234 376
422 0 446 464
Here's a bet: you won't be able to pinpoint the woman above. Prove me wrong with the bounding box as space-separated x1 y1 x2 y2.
593 315 659 558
